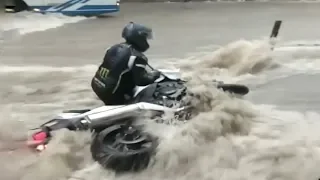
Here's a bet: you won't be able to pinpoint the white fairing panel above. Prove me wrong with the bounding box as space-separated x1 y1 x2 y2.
56 105 126 119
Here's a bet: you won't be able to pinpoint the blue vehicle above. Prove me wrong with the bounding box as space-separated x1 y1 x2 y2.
5 0 120 16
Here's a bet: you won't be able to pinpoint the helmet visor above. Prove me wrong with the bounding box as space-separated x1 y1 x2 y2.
139 30 154 40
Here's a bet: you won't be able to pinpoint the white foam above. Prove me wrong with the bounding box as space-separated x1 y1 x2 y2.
0 12 88 35
0 64 97 73
269 40 320 73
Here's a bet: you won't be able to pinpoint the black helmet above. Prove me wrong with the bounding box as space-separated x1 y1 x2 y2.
122 22 153 52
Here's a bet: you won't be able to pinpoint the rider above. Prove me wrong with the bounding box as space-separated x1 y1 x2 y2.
91 22 161 105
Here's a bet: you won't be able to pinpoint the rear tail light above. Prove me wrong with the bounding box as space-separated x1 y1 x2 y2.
32 131 47 142
27 131 48 151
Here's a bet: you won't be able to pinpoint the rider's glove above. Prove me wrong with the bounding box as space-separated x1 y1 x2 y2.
150 70 161 79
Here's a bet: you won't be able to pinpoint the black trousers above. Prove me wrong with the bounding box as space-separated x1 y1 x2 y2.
91 78 128 105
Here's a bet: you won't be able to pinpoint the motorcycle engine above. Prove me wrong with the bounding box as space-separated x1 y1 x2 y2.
152 81 188 108
133 81 192 121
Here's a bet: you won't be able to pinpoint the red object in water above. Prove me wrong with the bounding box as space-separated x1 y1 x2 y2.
32 131 47 141
27 131 48 147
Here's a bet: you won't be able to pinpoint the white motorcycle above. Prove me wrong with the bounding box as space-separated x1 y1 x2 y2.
26 69 249 173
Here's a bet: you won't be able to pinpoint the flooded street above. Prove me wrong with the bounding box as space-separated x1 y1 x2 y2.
1 2 320 180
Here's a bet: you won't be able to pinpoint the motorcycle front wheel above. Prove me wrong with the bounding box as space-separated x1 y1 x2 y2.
90 123 158 173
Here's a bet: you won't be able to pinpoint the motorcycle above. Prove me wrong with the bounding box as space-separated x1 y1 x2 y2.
26 69 249 172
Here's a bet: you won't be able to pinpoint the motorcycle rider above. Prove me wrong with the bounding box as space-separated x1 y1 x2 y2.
91 22 161 105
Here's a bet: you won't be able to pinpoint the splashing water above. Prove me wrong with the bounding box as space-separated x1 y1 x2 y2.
1 38 320 180
0 12 88 37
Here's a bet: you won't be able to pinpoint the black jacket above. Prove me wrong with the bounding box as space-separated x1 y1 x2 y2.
93 43 158 97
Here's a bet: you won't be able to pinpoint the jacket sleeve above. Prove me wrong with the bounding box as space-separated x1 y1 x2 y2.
131 56 158 86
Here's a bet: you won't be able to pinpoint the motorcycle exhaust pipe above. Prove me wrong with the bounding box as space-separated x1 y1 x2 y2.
85 104 145 128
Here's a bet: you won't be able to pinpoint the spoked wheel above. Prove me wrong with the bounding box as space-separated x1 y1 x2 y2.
90 123 158 173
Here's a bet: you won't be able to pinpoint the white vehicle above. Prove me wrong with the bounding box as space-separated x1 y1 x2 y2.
5 0 120 16
26 69 249 173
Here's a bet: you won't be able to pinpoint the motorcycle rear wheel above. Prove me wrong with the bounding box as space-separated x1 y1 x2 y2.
90 123 157 172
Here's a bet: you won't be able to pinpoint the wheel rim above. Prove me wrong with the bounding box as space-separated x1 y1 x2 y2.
100 124 155 154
